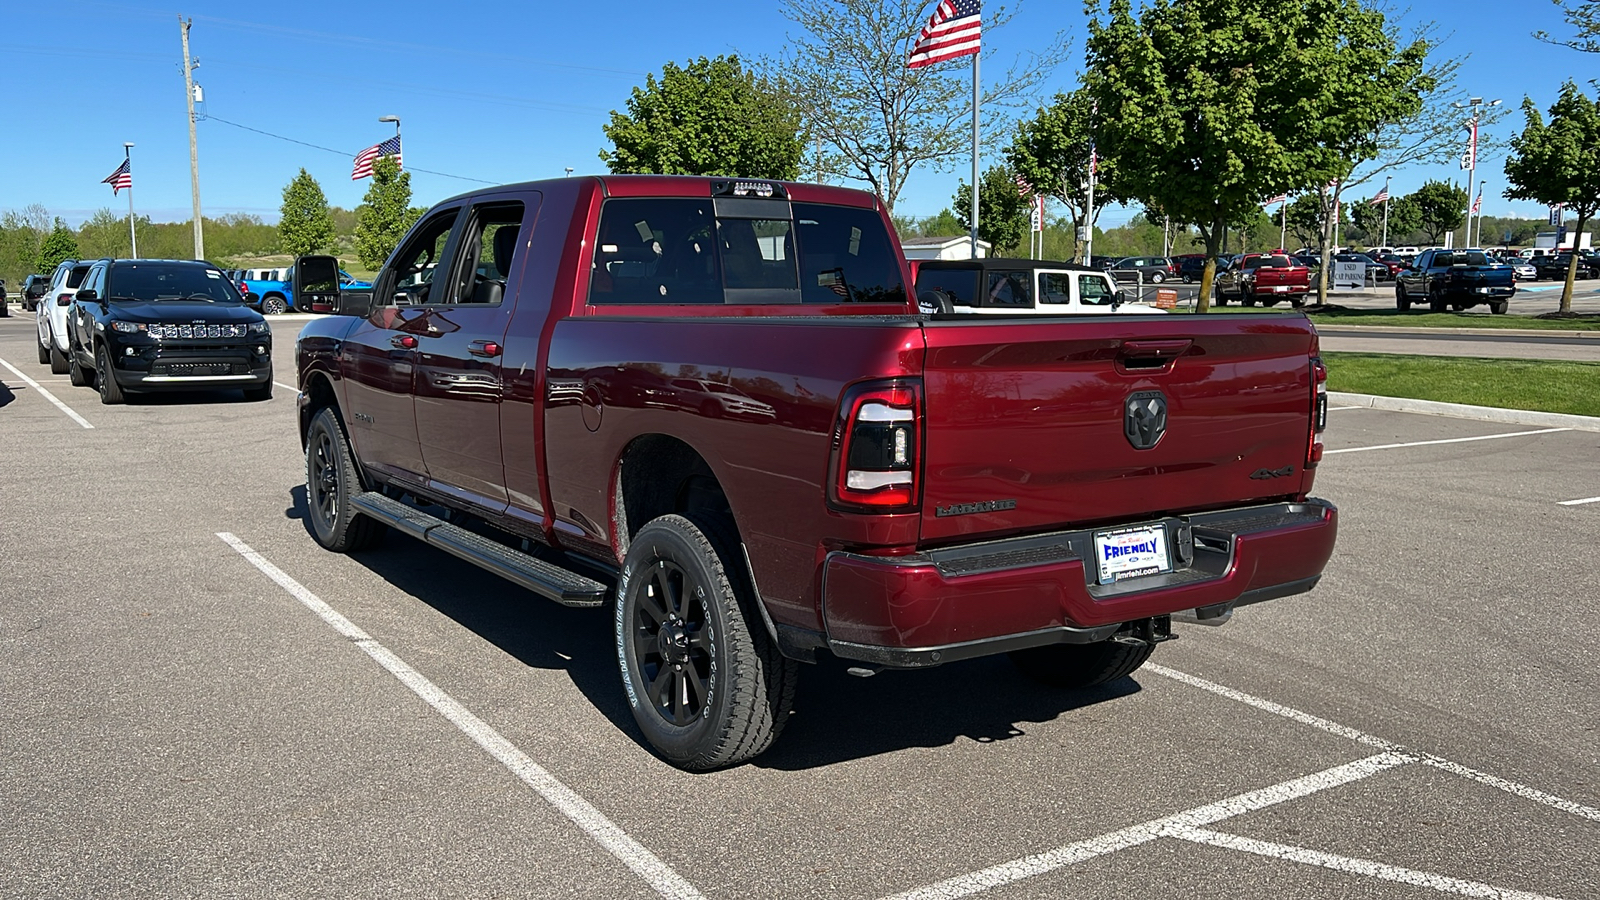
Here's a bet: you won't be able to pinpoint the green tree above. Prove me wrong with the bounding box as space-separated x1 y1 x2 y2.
1536 0 1600 53
767 0 1050 214
36 219 79 273
1505 81 1600 312
0 204 51 282
1084 0 1434 310
1408 180 1468 246
1008 88 1124 261
951 165 1032 255
278 169 337 257
602 55 803 180
354 156 415 270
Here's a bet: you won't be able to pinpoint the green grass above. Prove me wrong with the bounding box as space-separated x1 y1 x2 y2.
1170 304 1600 330
1324 352 1600 417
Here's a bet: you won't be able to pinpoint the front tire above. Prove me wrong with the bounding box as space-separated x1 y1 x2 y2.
616 514 798 770
305 407 385 552
95 344 125 405
1009 640 1155 688
1396 283 1412 311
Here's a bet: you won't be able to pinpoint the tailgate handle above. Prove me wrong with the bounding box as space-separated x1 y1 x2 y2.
1118 339 1191 368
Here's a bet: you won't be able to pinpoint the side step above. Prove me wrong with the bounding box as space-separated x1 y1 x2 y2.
350 491 608 608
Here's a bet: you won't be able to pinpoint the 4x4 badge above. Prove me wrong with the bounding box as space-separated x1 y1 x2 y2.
1124 391 1167 450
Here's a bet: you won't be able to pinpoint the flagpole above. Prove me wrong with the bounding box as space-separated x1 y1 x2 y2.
969 51 979 258
1380 177 1390 249
124 142 138 259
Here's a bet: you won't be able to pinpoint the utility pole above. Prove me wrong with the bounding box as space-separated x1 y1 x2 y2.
180 16 204 260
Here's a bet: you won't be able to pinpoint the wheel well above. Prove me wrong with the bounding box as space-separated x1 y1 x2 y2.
614 435 735 558
263 291 286 300
299 371 338 447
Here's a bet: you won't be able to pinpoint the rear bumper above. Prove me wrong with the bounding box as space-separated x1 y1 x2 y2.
820 499 1337 667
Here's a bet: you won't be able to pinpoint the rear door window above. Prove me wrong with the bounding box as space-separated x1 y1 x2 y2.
917 269 978 307
984 270 1033 308
1040 273 1072 304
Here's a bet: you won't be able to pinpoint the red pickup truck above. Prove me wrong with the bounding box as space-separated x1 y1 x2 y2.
1214 252 1312 307
292 175 1336 769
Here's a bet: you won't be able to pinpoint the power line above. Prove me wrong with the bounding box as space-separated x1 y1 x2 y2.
199 114 497 185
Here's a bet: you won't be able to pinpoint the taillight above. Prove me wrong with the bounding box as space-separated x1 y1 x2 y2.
828 379 922 511
1308 357 1328 467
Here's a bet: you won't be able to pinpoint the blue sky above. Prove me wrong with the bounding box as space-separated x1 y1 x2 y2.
1 0 1593 230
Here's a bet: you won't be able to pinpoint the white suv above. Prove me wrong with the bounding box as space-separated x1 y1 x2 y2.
35 260 93 373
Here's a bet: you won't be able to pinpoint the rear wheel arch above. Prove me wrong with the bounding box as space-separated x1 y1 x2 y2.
613 435 737 561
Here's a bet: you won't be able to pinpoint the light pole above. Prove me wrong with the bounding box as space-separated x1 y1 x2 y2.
180 16 204 260
565 167 573 177
123 142 138 259
1452 97 1500 250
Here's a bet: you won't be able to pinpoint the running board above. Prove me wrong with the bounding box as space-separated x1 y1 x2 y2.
350 491 608 607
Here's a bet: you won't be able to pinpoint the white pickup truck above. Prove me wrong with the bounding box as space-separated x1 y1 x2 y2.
914 258 1166 315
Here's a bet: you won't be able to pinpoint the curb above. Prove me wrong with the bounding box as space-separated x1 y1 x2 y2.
1317 324 1600 339
1329 392 1600 434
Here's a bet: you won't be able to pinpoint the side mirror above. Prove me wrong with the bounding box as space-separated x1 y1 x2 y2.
291 254 341 313
75 289 99 303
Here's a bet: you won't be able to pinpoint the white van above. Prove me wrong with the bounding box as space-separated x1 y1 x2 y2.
915 259 1166 316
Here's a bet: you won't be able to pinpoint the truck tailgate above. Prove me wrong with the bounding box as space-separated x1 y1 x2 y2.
918 315 1317 544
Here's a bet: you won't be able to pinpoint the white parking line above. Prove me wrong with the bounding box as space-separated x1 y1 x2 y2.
0 355 93 428
1146 663 1600 823
216 533 705 900
1171 828 1568 900
1324 427 1570 455
1327 405 1366 411
273 381 296 393
880 754 1412 900
1557 496 1600 506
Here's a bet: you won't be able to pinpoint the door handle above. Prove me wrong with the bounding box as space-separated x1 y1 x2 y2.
391 335 418 349
468 340 503 358
1119 339 1191 359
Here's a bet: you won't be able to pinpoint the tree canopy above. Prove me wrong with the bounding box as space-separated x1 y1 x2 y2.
1008 88 1123 262
36 220 79 274
601 55 803 180
952 165 1032 254
278 169 336 257
1505 81 1600 311
1083 0 1433 309
1408 180 1468 245
354 156 417 270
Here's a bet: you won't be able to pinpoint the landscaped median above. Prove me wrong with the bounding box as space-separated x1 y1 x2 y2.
1325 353 1600 419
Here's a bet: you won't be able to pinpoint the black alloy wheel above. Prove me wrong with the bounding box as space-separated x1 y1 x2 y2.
95 344 125 405
617 514 798 770
631 556 713 727
305 407 384 552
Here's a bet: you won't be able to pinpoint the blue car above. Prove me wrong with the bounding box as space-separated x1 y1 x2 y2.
243 266 369 314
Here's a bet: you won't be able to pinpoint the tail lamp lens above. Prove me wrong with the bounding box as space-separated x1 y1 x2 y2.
830 380 921 510
1308 357 1328 467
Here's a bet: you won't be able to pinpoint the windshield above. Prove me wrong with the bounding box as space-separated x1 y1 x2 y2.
108 264 245 303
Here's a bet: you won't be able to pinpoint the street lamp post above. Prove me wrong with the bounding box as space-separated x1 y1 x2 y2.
1453 97 1500 250
123 142 138 259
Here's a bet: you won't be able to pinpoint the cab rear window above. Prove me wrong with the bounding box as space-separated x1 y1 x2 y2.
587 198 905 306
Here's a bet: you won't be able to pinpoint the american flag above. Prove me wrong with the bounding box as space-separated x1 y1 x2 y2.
352 136 402 180
1367 188 1390 206
1263 194 1288 206
1471 190 1482 215
103 159 132 195
1015 172 1032 198
907 0 981 69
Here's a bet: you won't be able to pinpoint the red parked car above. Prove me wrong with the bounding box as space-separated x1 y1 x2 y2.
293 175 1336 769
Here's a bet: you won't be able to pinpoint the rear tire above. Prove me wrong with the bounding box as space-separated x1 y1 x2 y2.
49 344 69 375
1009 640 1156 688
37 338 50 365
69 348 89 386
261 294 289 316
1428 290 1446 313
1396 283 1411 311
305 406 386 552
616 514 799 770
1490 300 1508 315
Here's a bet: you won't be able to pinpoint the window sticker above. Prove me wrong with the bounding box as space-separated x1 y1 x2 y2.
634 220 653 242
849 226 862 256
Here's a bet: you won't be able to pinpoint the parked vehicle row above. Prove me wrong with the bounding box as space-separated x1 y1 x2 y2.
1214 252 1312 307
29 257 274 403
913 257 1165 315
1394 248 1517 313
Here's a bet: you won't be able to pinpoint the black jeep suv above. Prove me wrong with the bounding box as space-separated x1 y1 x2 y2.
67 259 273 404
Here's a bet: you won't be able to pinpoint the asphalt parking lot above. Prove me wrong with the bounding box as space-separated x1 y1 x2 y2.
2 314 1598 900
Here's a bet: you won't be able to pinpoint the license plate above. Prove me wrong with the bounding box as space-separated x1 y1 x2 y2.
1093 524 1173 585
1272 285 1288 292
1475 287 1489 294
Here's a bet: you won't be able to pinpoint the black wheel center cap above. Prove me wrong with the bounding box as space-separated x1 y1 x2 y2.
657 621 690 663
